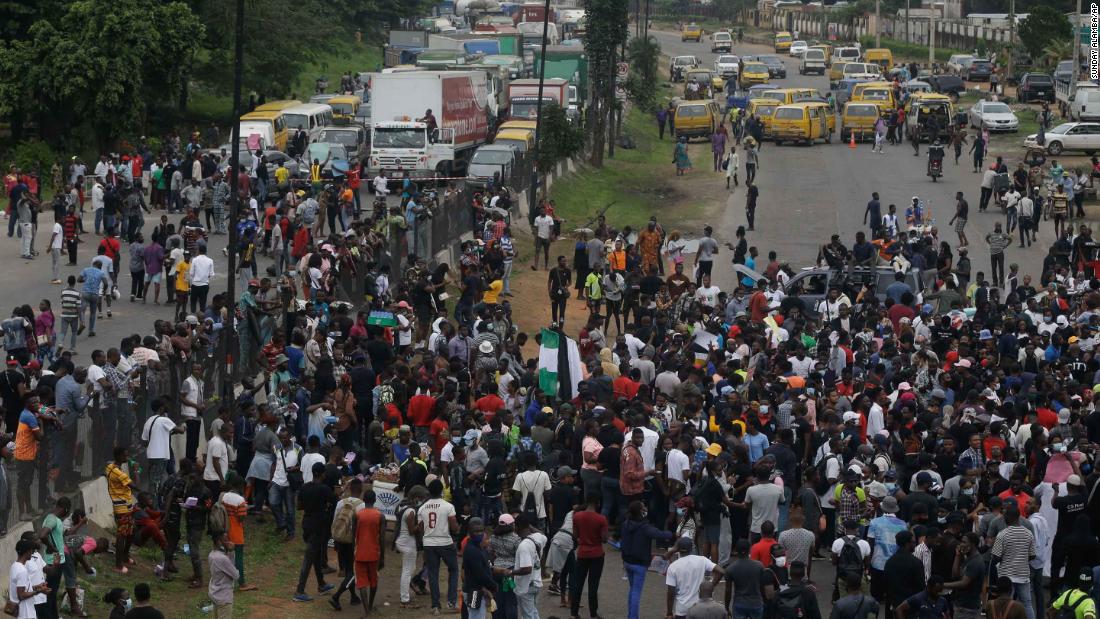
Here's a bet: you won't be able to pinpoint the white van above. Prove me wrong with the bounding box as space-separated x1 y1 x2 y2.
233 120 274 151
832 47 861 64
283 103 334 143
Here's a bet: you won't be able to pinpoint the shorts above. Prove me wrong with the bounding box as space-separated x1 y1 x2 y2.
354 560 379 588
535 237 551 250
114 511 134 537
702 523 721 544
144 272 163 284
954 218 967 233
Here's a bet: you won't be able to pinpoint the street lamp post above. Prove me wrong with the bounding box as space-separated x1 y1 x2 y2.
223 0 244 398
527 0 553 219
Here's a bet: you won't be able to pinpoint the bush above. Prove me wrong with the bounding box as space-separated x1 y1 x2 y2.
8 140 59 175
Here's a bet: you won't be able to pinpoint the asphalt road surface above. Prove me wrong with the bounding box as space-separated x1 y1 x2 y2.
651 30 1060 296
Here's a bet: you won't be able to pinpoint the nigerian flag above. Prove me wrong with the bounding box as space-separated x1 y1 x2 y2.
537 328 584 401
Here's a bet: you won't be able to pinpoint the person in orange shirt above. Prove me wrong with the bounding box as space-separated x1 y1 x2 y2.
607 238 627 273
347 165 361 215
354 489 386 614
221 474 258 590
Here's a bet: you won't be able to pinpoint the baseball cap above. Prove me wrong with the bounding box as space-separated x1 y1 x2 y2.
1067 474 1084 487
556 466 577 479
705 443 722 457
498 514 515 525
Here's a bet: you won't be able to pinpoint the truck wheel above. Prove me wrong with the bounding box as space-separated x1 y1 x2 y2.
1048 141 1064 155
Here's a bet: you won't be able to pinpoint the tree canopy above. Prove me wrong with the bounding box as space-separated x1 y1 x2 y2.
1017 6 1072 60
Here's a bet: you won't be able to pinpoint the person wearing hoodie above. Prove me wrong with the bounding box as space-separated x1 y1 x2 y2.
620 500 674 619
462 517 498 619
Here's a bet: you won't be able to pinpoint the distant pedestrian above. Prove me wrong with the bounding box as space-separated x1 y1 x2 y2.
657 107 668 140
207 531 239 619
711 127 727 171
726 146 739 189
674 138 691 176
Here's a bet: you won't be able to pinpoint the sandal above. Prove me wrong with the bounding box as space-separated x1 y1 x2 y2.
189 580 202 589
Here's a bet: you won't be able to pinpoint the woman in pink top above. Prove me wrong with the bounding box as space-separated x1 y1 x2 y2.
34 299 55 364
580 418 604 497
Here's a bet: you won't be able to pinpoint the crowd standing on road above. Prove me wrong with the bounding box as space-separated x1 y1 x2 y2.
8 31 1100 619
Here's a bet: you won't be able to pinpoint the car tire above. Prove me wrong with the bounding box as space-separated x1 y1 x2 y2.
1048 140 1064 155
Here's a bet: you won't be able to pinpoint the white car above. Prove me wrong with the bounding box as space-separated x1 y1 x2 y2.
1025 122 1100 155
970 100 1019 132
711 31 733 53
713 54 740 79
799 49 826 75
947 54 975 76
789 40 808 57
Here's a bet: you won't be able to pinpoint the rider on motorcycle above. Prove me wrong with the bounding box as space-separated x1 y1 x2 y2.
927 140 945 177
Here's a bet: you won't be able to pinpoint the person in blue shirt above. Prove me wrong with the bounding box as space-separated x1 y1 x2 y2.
743 419 769 463
78 264 106 336
741 246 758 288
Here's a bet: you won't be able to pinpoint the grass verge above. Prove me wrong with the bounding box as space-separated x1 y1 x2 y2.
858 36 963 63
547 95 711 231
74 526 300 619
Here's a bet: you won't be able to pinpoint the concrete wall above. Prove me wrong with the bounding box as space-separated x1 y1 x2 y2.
765 7 1011 52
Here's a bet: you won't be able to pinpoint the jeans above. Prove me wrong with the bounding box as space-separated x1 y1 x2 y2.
480 494 503 524
624 562 647 619
20 222 33 255
184 418 201 461
551 296 567 324
397 538 418 603
733 604 764 619
94 209 103 235
80 292 99 333
59 317 78 350
425 544 459 609
51 247 61 280
778 485 793 532
600 476 623 526
296 531 329 593
1013 581 1036 619
191 284 209 313
990 252 1005 287
468 598 487 619
130 270 144 298
502 260 513 294
570 555 604 618
516 588 540 619
268 483 296 536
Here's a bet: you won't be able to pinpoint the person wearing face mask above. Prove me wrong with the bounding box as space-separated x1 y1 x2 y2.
1043 433 1084 485
104 587 132 619
461 517 497 619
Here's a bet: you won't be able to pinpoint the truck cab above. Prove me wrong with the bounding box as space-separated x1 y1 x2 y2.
370 121 468 179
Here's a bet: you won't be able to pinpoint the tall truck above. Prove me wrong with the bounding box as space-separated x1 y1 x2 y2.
513 2 555 25
533 45 588 114
384 30 429 68
506 77 569 120
367 71 493 180
1056 79 1100 121
428 33 501 56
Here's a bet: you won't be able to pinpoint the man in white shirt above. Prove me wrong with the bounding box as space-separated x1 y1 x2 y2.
180 363 205 461
204 422 231 495
531 208 555 270
300 436 326 484
667 435 692 492
665 537 722 618
512 515 547 619
513 462 553 526
372 172 388 196
418 480 459 612
49 214 64 284
91 179 105 235
693 274 721 309
188 245 215 313
141 396 184 494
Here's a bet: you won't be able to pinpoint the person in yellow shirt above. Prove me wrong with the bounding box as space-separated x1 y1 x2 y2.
274 161 290 190
174 251 192 320
482 274 503 306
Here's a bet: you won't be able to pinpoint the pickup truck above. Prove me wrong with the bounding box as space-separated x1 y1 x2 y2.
1056 80 1100 121
732 264 925 314
711 31 732 53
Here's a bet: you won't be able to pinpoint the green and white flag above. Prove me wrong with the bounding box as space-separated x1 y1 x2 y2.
537 328 584 400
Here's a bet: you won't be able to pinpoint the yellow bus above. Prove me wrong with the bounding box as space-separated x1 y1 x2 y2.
254 99 302 113
239 110 289 152
328 95 363 124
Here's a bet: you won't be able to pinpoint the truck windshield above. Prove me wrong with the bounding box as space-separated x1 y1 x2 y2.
331 103 354 115
318 130 359 148
372 127 426 148
511 98 556 119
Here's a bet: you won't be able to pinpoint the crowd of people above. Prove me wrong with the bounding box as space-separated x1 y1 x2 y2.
6 59 1100 619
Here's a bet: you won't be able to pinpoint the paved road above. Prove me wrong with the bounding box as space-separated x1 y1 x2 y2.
651 30 1060 296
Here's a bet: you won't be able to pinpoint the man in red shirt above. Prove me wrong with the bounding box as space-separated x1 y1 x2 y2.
749 520 779 567
353 489 385 613
613 368 641 400
571 494 609 619
407 388 437 441
748 279 769 322
475 386 505 421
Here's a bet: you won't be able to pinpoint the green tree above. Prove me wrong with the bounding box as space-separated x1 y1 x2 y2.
583 0 629 166
536 103 586 175
0 0 203 147
625 35 661 112
1018 6 1072 60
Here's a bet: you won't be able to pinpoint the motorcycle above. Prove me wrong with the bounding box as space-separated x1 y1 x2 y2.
927 145 945 182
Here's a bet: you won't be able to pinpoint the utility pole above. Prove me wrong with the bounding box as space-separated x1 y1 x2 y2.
224 0 244 398
905 0 910 44
1007 0 1015 81
875 0 880 48
1072 0 1082 87
928 3 935 66
528 0 552 213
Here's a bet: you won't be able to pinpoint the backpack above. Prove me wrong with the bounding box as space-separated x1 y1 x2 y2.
1055 591 1088 619
814 454 839 495
836 535 865 580
332 500 358 544
207 498 228 535
772 587 806 619
518 472 539 521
